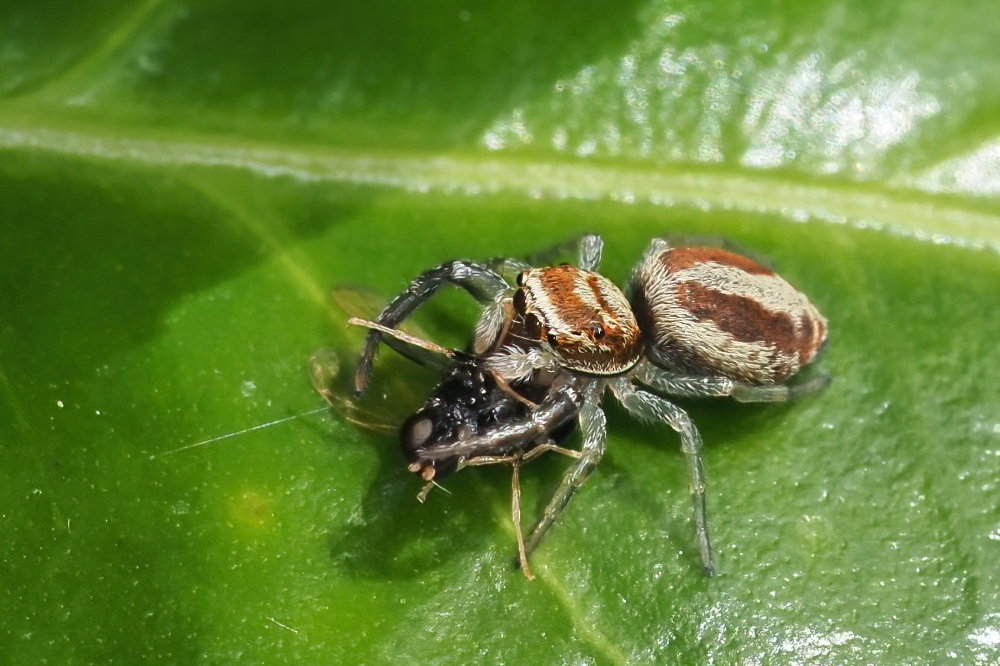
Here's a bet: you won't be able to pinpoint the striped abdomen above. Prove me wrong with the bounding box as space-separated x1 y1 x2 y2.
630 241 827 384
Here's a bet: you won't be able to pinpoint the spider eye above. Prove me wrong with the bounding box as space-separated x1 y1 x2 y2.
546 332 559 347
515 272 525 286
523 312 542 338
593 324 605 339
513 288 527 315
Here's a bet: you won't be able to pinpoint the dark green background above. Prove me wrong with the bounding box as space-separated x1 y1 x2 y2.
1 1 998 663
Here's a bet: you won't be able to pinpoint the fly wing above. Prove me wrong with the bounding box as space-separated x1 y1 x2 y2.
332 285 449 373
316 285 452 434
309 347 396 434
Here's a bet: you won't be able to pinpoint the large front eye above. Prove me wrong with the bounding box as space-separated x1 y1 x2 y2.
523 312 542 338
513 288 527 314
593 324 605 339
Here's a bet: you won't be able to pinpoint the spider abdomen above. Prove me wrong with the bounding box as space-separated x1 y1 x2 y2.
630 243 828 384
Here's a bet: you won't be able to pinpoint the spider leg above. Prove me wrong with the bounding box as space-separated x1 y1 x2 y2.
417 376 602 572
444 435 587 580
731 373 831 403
419 382 587 580
520 389 607 568
487 234 604 275
634 360 737 398
635 359 831 403
473 294 513 355
611 377 716 576
485 346 558 383
485 257 533 282
354 260 509 395
575 234 603 272
308 349 397 434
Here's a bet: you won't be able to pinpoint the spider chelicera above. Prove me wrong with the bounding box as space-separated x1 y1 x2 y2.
351 234 829 577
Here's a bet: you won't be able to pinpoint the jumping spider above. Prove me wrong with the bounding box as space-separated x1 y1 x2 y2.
352 234 828 577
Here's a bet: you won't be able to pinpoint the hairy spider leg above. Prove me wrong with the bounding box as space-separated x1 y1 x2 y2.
520 385 607 566
485 233 604 280
326 285 455 383
731 374 832 402
356 234 606 392
354 260 510 395
443 359 828 576
524 233 605 273
417 376 607 572
622 363 831 575
609 376 715 576
575 233 604 272
633 359 832 403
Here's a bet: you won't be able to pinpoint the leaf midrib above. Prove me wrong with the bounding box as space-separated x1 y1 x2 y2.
1 117 997 253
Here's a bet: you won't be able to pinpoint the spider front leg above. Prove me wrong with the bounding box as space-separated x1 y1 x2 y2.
354 260 509 395
610 376 716 576
415 376 587 576
485 346 558 382
520 387 607 568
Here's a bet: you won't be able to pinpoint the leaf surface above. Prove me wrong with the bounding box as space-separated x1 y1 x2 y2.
1 1 998 663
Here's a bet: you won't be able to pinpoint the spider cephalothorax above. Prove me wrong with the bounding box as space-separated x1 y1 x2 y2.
509 265 643 376
353 234 829 578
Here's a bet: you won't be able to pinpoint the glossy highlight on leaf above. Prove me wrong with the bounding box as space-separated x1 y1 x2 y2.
1 1 998 663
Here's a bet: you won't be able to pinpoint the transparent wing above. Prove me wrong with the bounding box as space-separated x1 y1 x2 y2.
309 346 396 434
316 285 449 433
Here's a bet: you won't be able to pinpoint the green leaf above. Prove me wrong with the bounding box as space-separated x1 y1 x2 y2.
2 1 998 663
